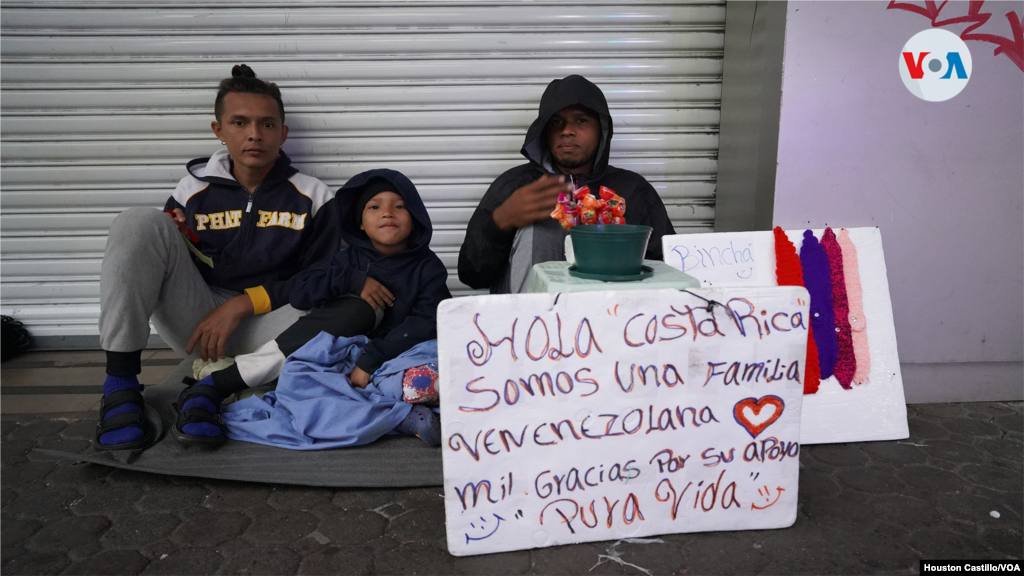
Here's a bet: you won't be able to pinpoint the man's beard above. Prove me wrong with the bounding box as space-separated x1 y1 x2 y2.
553 147 598 170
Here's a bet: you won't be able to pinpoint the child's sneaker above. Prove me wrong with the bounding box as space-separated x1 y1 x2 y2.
396 404 442 447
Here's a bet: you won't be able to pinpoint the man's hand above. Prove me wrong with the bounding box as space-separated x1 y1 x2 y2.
491 175 574 231
186 294 254 362
167 208 190 236
350 366 371 388
360 277 394 310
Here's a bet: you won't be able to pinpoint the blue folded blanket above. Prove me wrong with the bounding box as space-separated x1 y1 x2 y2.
222 332 438 450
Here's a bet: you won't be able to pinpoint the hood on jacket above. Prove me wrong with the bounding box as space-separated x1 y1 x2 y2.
186 149 299 188
521 75 613 177
336 169 432 256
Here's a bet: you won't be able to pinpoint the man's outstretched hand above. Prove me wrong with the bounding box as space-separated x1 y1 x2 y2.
186 294 255 362
491 175 574 231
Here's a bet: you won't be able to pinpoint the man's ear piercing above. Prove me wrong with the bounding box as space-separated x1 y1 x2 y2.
220 141 226 145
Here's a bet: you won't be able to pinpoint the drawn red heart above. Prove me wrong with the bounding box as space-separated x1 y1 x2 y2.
733 396 786 438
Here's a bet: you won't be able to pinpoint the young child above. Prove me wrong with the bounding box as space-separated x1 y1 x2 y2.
174 169 451 447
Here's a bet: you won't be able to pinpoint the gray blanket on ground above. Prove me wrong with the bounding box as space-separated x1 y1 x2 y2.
36 359 443 487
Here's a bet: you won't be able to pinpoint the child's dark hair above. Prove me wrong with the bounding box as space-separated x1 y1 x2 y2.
214 64 285 122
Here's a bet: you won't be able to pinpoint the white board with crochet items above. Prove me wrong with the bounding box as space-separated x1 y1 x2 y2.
661 227 909 445
437 287 808 556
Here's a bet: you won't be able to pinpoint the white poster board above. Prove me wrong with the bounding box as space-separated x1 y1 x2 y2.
662 227 909 445
438 287 808 556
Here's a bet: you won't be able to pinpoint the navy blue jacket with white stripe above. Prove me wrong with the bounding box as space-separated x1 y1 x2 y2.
163 149 341 314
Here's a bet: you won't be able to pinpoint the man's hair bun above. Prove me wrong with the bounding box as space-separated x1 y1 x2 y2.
215 64 285 121
232 64 256 78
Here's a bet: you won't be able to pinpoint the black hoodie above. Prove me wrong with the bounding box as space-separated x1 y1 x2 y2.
457 75 675 293
289 169 452 374
165 149 341 314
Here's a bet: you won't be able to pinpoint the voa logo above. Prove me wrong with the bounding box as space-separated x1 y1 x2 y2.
899 28 972 102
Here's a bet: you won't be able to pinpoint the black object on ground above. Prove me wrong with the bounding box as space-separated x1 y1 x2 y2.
1 316 32 362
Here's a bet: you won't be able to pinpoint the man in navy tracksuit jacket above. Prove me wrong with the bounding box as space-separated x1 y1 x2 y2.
96 65 341 451
163 149 339 314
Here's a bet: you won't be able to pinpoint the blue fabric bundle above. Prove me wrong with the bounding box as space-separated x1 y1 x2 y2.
222 332 438 450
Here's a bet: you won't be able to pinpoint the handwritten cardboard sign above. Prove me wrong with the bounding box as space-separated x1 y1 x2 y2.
663 231 762 286
662 227 909 445
438 287 808 556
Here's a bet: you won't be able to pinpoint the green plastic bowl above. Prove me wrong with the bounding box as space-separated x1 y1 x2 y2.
570 224 652 277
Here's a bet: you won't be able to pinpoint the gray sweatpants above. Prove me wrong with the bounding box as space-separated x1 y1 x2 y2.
98 207 305 357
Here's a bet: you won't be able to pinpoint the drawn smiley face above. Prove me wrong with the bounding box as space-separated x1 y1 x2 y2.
465 514 506 544
751 485 786 511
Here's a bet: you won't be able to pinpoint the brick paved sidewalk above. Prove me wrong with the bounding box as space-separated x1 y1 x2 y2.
2 402 1021 575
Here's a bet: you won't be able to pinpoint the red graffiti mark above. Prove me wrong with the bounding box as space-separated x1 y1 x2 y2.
751 485 786 510
887 0 985 31
887 0 948 21
887 0 1024 71
963 10 1024 72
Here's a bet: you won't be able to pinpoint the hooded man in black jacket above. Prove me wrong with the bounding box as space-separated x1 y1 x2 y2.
458 75 675 293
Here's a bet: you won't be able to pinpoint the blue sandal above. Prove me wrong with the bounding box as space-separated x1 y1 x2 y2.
171 378 227 448
94 387 155 451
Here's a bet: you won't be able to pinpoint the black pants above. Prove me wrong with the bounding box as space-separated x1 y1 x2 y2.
275 296 378 356
211 296 378 396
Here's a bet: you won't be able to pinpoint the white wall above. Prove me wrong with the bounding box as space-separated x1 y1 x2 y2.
774 1 1023 402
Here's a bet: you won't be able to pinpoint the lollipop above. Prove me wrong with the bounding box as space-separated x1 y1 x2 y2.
578 193 603 225
550 185 627 229
550 192 579 230
599 186 626 224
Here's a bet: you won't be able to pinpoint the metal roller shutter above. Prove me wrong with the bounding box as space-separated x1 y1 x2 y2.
0 1 725 343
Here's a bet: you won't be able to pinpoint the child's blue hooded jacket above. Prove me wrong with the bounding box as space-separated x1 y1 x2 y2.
289 169 452 374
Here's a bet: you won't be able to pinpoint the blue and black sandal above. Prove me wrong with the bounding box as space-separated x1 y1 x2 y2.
171 378 227 448
94 387 155 451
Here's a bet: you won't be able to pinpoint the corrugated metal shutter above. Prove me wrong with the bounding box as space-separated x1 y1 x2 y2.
0 1 724 341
